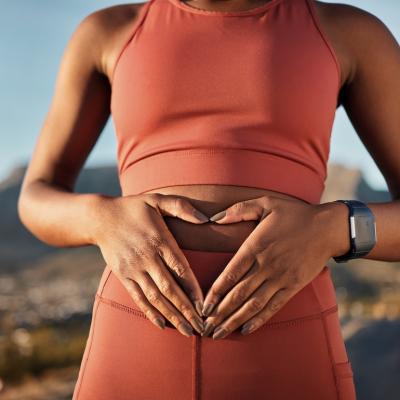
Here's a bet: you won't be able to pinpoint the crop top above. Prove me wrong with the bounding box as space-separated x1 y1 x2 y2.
110 0 341 204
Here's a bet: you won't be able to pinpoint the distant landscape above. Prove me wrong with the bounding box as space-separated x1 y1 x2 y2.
0 162 399 400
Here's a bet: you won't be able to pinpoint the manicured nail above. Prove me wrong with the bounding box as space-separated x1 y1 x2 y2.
241 323 254 335
192 316 205 334
212 327 227 340
154 317 165 330
194 300 204 317
179 321 194 337
202 321 215 337
193 209 209 222
209 211 226 222
202 303 215 317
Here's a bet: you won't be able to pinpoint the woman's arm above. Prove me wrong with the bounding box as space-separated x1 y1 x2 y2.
17 8 119 247
196 4 400 335
17 6 208 333
326 4 400 262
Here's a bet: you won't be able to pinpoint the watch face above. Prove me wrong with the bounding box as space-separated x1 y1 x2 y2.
355 215 376 249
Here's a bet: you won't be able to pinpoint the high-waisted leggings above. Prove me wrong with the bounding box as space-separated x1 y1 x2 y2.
72 248 357 400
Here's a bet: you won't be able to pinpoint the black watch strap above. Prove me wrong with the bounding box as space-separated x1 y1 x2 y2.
333 199 377 263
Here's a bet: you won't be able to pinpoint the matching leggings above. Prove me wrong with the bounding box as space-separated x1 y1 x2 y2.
72 248 357 400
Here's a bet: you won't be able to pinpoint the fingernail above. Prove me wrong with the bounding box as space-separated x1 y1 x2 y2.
194 300 204 317
154 317 165 330
212 327 227 340
192 317 205 334
193 210 209 222
209 211 226 222
202 321 215 337
179 321 194 337
202 303 215 317
241 323 254 335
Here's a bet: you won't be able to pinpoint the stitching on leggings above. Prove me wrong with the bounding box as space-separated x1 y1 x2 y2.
191 336 200 400
74 297 101 399
97 268 112 297
310 278 341 399
320 313 341 399
96 294 150 319
191 336 195 400
334 361 354 379
197 335 201 400
260 305 338 329
96 293 338 328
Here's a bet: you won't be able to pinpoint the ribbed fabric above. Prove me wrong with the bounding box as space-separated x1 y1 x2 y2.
110 0 340 204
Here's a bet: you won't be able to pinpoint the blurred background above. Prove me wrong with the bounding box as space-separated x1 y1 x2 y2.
0 0 399 399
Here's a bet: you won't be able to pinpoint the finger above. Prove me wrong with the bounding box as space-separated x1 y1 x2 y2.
241 287 295 336
147 193 209 224
157 239 205 317
209 196 273 224
202 243 256 317
139 272 201 337
202 261 265 337
147 253 205 335
207 278 280 339
122 277 167 330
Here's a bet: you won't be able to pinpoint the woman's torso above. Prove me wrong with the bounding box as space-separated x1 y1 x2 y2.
101 0 351 253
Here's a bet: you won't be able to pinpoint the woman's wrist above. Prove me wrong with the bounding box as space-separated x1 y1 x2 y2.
85 193 117 247
315 201 351 259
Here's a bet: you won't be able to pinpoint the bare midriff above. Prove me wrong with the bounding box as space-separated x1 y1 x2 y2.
142 185 307 253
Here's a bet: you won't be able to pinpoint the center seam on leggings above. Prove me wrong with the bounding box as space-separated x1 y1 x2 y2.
310 278 341 400
192 335 200 400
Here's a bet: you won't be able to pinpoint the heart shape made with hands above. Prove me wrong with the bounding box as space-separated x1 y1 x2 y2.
191 194 334 339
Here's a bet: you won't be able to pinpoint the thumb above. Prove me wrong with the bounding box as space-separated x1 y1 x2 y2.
147 194 210 224
209 197 271 224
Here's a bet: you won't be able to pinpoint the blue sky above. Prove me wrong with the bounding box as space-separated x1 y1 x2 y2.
0 0 398 190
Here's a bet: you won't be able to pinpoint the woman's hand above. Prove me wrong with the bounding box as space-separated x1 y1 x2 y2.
200 195 349 339
92 193 210 337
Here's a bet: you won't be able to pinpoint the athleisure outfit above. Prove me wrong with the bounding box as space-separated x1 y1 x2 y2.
72 0 357 398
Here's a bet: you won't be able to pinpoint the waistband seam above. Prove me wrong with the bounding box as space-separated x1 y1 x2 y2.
95 293 338 329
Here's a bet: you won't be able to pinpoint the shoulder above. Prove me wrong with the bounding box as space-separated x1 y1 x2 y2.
312 1 398 86
69 3 149 79
314 0 392 34
79 2 147 33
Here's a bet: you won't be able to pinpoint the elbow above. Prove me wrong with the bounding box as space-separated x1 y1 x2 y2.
17 181 42 241
17 186 55 248
17 185 33 234
17 180 67 249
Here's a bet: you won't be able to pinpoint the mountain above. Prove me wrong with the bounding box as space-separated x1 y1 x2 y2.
0 164 121 272
321 163 391 203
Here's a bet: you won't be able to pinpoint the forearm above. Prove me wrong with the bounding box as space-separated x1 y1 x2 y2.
17 180 110 248
322 199 400 262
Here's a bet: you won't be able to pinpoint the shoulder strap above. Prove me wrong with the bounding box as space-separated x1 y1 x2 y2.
303 0 341 90
111 0 155 84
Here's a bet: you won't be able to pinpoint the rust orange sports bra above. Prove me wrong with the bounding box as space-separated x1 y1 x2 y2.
110 0 341 204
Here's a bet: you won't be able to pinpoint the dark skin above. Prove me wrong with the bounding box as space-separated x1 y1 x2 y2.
17 0 400 339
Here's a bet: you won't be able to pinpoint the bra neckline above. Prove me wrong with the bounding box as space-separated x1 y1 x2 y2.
166 0 285 16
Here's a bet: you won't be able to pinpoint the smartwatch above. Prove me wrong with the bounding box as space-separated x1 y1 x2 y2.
333 199 377 263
